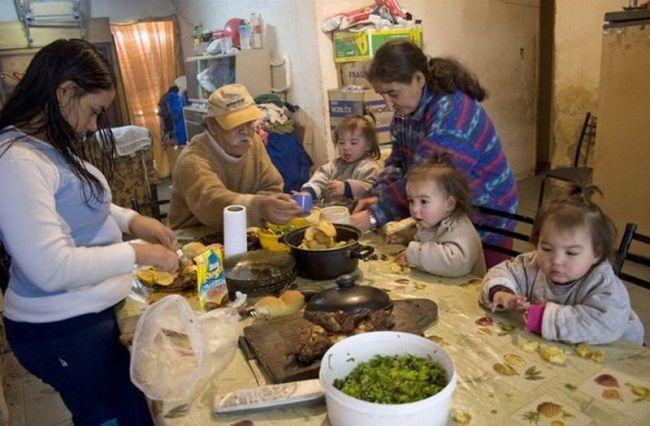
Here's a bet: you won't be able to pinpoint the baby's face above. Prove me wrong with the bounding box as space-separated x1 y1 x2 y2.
337 129 369 163
406 180 455 229
535 222 600 284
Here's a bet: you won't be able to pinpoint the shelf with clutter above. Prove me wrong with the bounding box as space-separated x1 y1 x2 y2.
183 14 271 141
320 0 424 146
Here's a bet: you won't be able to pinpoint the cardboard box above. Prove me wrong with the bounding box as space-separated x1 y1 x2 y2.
339 61 372 88
328 88 394 145
333 27 423 63
366 105 393 145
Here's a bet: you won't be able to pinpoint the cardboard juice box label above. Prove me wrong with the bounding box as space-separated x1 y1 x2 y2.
333 31 369 62
370 28 423 55
195 248 228 310
333 28 423 63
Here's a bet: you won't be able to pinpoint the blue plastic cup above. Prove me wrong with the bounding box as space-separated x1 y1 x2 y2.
292 192 313 214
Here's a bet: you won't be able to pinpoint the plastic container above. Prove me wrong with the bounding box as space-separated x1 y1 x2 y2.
250 13 262 49
320 205 350 224
258 228 290 253
239 20 252 50
258 217 312 253
319 331 457 426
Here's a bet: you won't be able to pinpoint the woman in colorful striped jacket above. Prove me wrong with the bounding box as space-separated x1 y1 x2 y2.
350 40 519 267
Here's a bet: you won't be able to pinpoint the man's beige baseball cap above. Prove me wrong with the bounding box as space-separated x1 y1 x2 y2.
205 83 263 130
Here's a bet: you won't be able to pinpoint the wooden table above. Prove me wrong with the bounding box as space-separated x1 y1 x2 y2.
118 235 650 425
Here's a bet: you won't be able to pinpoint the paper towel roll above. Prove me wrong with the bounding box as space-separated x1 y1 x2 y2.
223 205 248 258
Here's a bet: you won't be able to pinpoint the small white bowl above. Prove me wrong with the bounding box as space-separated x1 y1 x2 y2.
319 331 457 426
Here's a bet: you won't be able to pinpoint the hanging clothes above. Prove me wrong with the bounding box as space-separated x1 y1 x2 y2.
265 132 312 193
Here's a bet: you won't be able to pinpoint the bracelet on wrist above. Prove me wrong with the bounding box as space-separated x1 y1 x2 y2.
367 210 378 229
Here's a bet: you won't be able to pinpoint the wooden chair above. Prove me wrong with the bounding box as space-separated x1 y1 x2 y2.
538 112 597 207
0 243 9 294
614 223 650 290
131 183 169 222
472 205 535 258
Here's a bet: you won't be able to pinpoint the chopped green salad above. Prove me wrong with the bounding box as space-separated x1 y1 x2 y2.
266 223 298 235
333 354 448 404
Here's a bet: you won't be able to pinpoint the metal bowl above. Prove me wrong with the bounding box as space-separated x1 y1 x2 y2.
223 250 296 298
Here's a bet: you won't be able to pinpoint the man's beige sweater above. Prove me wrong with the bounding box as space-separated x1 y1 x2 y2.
168 131 283 232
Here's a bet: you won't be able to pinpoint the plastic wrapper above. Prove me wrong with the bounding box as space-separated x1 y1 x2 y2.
196 57 236 92
130 295 241 402
321 0 405 32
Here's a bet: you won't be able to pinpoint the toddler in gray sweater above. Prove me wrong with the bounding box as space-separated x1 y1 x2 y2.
301 115 380 203
481 186 644 345
391 153 486 277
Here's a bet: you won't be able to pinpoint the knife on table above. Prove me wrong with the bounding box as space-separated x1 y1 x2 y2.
213 379 324 414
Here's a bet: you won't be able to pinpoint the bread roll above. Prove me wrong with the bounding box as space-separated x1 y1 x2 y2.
255 290 305 319
182 242 207 259
255 296 286 318
279 290 305 314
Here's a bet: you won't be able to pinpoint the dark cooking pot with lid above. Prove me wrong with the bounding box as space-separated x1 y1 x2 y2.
306 274 392 314
282 224 374 280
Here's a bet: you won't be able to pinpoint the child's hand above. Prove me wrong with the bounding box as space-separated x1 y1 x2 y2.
395 251 409 266
385 234 404 245
384 227 416 245
327 180 345 197
491 291 528 313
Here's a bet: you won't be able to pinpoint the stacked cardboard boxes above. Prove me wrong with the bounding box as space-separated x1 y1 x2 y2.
328 88 393 145
327 27 423 146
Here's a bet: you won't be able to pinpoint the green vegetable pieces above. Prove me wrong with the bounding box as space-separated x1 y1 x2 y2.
333 354 448 404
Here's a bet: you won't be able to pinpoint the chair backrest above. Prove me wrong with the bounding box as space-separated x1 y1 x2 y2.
614 223 650 289
573 112 598 167
131 183 169 222
472 205 535 258
0 242 10 294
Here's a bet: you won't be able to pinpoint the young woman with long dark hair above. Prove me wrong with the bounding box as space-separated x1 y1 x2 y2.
0 38 177 425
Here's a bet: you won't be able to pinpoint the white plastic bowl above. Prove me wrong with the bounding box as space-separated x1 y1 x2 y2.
319 331 457 426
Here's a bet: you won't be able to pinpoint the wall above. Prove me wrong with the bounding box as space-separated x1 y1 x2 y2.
0 0 17 21
0 0 176 22
317 0 540 179
593 22 650 242
89 0 176 21
551 0 621 167
174 0 333 166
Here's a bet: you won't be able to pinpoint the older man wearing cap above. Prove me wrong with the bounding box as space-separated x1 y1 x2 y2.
168 83 302 232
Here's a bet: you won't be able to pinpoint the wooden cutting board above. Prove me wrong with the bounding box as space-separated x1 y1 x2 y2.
240 298 438 383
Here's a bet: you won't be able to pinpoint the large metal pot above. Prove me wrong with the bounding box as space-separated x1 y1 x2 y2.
282 224 374 280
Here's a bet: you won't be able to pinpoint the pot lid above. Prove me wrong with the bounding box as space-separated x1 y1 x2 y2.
306 274 391 313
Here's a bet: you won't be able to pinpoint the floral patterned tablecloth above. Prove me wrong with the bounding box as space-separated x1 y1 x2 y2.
118 235 650 425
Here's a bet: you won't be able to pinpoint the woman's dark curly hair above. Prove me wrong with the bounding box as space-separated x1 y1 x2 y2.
367 40 487 101
531 185 617 262
0 38 117 204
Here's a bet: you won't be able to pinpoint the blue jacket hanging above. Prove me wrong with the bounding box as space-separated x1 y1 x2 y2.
265 132 312 193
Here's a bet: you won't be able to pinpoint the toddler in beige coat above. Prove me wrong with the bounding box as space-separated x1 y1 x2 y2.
391 153 486 277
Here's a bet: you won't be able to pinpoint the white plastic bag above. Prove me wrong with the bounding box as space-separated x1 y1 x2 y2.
130 295 241 402
108 125 152 156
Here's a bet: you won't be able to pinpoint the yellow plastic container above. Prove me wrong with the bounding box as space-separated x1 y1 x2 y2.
258 228 290 252
259 217 314 252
